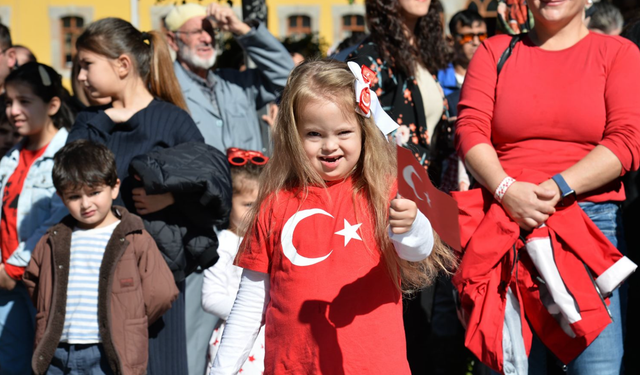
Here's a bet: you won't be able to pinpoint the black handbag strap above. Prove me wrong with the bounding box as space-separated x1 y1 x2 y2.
497 33 526 76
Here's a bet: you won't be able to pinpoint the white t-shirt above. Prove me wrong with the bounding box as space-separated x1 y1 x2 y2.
455 71 465 88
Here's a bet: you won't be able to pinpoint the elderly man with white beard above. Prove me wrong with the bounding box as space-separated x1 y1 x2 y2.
165 2 293 153
164 4 292 375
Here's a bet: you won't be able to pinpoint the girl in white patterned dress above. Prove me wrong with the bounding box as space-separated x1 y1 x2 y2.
203 148 268 375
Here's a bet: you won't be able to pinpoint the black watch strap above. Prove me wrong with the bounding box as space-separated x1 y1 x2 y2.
552 174 576 206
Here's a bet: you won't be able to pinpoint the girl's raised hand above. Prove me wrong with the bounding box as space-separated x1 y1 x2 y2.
104 107 137 123
389 197 418 234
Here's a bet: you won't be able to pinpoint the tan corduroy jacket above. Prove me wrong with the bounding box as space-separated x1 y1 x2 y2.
23 206 179 375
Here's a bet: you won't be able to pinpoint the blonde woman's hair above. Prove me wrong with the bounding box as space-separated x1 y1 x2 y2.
240 59 456 293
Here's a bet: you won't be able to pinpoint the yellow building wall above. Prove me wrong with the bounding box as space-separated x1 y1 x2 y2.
0 0 364 87
265 0 365 45
3 0 135 68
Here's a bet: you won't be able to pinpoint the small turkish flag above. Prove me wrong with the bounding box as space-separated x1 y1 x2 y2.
396 145 461 252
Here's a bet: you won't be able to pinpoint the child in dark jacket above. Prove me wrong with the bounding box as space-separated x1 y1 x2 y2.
23 140 178 375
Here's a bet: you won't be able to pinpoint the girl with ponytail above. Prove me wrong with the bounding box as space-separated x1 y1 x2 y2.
67 17 206 374
75 17 186 111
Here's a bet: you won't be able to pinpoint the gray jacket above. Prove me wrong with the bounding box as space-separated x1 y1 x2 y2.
174 23 293 152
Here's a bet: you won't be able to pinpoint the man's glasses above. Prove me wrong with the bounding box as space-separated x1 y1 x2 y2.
174 28 216 38
174 19 217 39
457 32 488 45
227 147 269 166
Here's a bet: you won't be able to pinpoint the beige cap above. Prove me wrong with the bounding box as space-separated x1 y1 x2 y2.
165 3 206 31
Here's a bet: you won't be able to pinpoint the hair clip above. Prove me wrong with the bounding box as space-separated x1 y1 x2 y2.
347 62 399 137
38 65 52 87
227 147 268 166
141 31 151 45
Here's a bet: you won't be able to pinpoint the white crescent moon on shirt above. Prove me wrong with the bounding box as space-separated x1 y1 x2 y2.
282 208 334 266
403 165 424 201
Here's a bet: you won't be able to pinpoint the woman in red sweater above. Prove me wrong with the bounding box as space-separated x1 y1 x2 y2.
455 0 640 374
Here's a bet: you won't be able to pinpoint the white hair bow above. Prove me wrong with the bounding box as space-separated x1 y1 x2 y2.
347 61 399 137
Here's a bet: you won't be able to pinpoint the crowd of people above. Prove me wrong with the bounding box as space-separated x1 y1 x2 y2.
0 0 639 374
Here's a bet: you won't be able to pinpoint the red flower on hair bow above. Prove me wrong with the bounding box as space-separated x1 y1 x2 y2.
358 65 375 115
359 87 371 115
361 65 375 86
347 62 399 137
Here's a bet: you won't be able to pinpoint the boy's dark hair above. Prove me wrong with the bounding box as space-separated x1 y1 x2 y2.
449 9 485 36
53 140 118 193
0 23 11 51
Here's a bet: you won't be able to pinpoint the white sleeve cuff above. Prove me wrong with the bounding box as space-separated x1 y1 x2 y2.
595 256 637 297
210 269 270 374
389 210 434 261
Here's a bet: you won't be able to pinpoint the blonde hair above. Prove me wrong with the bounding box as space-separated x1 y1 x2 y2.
241 59 456 293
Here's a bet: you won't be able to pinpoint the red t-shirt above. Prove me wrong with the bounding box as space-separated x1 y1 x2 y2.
237 178 410 374
456 32 640 202
1 145 47 279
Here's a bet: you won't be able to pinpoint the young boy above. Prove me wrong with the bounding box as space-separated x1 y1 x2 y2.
23 140 179 375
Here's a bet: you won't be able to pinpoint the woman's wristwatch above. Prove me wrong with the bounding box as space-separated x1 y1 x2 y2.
551 174 577 207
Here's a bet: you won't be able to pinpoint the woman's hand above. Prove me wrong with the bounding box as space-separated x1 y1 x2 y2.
131 188 175 215
104 107 137 123
501 181 557 231
0 264 17 291
389 197 418 234
538 179 562 207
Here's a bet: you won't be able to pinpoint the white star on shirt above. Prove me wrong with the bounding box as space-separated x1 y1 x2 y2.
334 219 363 247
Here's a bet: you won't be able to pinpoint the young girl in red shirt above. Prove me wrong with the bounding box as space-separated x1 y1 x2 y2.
210 60 456 374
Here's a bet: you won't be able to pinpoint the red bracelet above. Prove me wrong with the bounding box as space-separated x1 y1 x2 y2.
494 176 516 203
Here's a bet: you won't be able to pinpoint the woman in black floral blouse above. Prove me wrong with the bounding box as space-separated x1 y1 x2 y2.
348 0 452 186
348 1 455 373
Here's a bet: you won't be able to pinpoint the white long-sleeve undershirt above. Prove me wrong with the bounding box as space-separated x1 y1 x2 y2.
388 209 434 261
202 230 243 320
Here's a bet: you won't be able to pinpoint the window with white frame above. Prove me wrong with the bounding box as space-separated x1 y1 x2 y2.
287 15 311 36
60 16 84 69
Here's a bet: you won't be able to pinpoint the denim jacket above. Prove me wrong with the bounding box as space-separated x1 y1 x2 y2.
0 128 69 270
